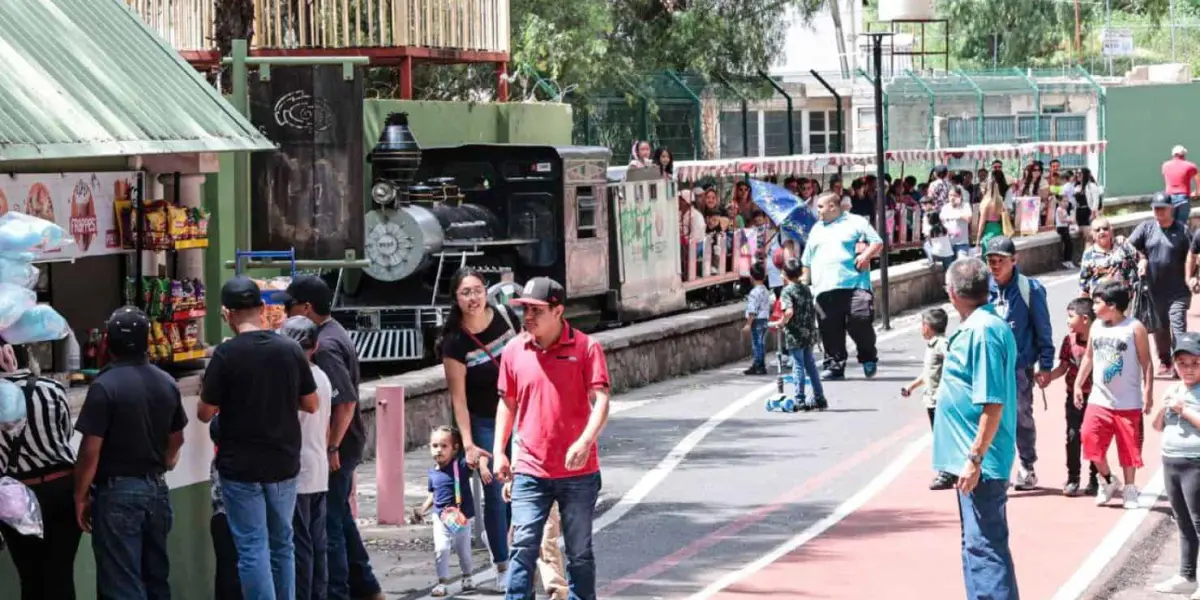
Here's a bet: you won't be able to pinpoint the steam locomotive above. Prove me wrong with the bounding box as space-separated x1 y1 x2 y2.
328 113 740 364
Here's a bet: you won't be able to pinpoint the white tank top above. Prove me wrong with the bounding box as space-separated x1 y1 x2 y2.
1090 316 1143 410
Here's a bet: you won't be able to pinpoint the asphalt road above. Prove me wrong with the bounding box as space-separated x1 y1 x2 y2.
442 268 1086 599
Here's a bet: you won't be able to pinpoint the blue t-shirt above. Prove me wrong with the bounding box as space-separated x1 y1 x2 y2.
800 212 882 297
932 304 1019 482
428 456 476 519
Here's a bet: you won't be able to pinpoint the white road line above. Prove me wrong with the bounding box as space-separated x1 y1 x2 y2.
1050 469 1166 600
411 270 1079 599
686 434 933 599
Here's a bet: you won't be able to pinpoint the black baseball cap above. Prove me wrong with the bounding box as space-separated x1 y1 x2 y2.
221 277 264 310
510 277 566 307
1174 332 1200 357
279 315 319 351
983 236 1017 257
106 306 150 355
1152 191 1172 208
282 275 333 315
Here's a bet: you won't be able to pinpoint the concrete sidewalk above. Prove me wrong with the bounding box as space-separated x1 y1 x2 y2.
1092 510 1181 600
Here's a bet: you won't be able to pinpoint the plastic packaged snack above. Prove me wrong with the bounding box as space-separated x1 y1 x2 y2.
0 477 44 537
0 379 26 433
0 304 71 344
0 284 38 331
0 212 69 253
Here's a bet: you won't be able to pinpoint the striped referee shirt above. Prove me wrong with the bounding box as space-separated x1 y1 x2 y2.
0 371 76 478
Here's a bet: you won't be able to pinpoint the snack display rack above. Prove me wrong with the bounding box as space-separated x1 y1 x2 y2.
235 249 298 331
122 173 211 365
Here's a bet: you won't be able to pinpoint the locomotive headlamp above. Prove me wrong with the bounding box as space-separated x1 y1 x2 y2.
372 181 398 206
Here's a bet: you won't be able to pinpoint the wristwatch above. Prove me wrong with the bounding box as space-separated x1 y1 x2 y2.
967 452 983 465
327 445 339 454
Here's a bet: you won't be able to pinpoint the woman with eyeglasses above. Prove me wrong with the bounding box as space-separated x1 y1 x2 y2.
1078 217 1139 298
438 267 522 590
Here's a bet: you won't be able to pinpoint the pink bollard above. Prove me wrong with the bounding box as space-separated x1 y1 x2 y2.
375 385 406 525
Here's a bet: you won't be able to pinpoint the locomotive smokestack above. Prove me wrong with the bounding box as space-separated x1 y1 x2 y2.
369 112 422 206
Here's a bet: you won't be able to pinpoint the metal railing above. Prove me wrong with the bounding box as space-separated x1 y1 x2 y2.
127 0 510 54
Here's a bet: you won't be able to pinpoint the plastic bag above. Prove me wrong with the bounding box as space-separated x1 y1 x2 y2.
0 255 39 289
0 379 25 434
0 304 71 344
0 477 43 537
0 212 69 253
0 283 37 331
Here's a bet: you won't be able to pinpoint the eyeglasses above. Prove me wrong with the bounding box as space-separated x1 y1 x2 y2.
457 288 486 299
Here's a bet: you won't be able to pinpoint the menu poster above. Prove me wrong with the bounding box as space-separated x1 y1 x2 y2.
0 172 136 260
1015 196 1042 236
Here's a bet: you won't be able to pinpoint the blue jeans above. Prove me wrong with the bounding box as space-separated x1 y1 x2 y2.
295 492 328 600
506 472 602 600
957 478 1019 599
788 347 824 403
327 463 380 600
750 318 768 368
92 474 172 600
221 477 299 600
1173 194 1191 227
471 416 511 565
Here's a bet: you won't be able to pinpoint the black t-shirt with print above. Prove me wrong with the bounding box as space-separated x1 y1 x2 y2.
201 330 317 483
440 306 519 419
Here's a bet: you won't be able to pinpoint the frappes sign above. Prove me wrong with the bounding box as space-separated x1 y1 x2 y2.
0 172 134 260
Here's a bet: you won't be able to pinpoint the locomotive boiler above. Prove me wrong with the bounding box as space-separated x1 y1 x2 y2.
331 111 703 366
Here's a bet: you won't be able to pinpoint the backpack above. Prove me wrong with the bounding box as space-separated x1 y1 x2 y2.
1016 273 1031 309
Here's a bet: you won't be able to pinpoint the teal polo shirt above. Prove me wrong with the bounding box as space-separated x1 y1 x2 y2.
799 212 883 297
932 304 1018 481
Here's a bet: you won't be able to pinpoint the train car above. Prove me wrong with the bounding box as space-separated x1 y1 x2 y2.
328 112 737 365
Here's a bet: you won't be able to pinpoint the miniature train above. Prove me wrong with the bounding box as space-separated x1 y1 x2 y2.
325 112 741 364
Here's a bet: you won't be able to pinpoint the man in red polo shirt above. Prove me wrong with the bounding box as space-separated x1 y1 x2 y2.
492 277 610 600
1163 144 1199 226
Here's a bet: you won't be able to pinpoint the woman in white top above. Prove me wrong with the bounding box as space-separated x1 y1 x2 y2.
628 140 653 169
1075 168 1104 237
940 185 973 257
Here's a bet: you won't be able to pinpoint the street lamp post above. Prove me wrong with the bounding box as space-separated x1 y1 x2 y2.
865 31 893 330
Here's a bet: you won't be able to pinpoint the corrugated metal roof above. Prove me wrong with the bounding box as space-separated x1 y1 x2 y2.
0 0 275 162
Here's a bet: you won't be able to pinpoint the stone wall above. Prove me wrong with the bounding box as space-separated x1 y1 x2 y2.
356 209 1170 458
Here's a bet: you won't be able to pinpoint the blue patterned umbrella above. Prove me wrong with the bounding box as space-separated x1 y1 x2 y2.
748 179 817 242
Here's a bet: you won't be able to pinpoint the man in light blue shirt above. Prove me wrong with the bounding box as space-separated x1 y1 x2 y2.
933 258 1020 600
800 193 884 380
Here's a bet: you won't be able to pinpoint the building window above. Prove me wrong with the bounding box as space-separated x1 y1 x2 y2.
576 186 597 239
808 110 843 154
719 111 759 158
763 111 803 156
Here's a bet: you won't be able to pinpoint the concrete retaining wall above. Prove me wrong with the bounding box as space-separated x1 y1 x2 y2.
357 209 1174 457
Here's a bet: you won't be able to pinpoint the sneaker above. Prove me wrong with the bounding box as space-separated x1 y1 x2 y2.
743 365 768 375
461 576 476 591
820 369 845 380
863 361 878 378
1123 485 1141 509
1095 477 1122 505
431 583 449 598
1062 261 1076 269
1013 466 1038 491
1063 481 1080 497
494 569 508 592
1154 574 1196 594
1084 479 1100 497
929 472 957 491
813 396 828 411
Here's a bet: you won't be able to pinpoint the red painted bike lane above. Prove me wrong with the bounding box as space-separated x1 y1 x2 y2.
708 327 1182 599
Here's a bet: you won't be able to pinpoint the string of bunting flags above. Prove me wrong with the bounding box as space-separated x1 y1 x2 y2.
673 140 1108 182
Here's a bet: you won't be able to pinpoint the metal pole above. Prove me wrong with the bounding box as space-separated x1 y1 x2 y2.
869 33 891 330
1171 0 1177 61
809 70 844 153
760 69 795 155
231 39 251 252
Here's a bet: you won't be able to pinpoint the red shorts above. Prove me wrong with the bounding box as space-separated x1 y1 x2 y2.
1081 405 1144 468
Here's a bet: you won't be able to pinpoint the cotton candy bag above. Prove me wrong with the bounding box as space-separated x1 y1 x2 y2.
0 304 71 344
0 477 43 537
0 379 24 435
0 212 69 254
0 284 37 331
0 254 40 289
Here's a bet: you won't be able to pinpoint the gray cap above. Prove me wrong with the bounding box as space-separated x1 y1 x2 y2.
1174 332 1200 357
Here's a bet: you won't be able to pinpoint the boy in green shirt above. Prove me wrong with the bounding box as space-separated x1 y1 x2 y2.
770 258 827 410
